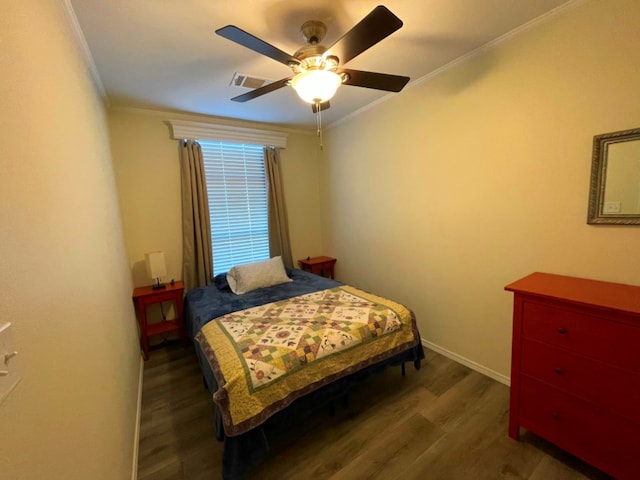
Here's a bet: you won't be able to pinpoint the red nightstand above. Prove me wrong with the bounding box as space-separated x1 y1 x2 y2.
132 281 185 360
298 256 337 279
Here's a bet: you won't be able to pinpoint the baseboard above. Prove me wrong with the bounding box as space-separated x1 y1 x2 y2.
131 357 144 480
421 338 511 386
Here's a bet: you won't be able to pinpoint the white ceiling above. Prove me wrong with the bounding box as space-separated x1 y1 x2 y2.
69 0 574 130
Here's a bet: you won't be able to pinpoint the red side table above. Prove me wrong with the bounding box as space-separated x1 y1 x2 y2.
298 256 337 279
132 281 185 360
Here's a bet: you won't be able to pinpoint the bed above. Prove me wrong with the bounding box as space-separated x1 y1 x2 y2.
184 266 424 479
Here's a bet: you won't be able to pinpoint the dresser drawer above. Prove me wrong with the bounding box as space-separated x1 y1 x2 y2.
522 301 640 372
519 377 639 479
521 339 640 422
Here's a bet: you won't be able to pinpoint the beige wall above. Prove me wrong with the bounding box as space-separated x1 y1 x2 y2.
320 0 640 380
0 1 140 479
108 109 323 287
109 110 184 287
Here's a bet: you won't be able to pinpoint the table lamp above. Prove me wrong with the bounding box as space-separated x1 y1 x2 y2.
145 251 167 289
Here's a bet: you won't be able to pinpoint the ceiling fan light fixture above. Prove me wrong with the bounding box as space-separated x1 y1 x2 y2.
291 69 342 104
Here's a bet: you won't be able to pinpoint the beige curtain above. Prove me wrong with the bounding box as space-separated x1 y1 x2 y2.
264 147 293 268
180 140 213 291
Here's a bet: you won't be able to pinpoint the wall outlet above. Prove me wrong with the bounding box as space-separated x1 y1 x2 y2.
0 322 21 404
603 201 621 213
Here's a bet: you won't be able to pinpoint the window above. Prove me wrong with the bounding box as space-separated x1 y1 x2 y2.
201 141 269 275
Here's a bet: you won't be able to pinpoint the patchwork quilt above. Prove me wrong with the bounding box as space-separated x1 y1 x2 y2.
195 285 420 436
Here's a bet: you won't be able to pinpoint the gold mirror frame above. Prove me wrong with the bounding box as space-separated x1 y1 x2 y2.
587 127 640 225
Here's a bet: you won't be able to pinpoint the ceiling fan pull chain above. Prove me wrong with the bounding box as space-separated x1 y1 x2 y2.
316 100 323 150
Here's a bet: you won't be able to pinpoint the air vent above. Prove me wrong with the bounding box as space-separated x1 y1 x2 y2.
230 72 271 89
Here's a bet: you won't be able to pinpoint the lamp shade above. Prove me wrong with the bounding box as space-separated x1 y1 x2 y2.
145 251 167 280
291 70 342 104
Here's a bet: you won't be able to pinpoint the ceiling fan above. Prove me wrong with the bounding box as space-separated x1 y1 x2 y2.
215 5 410 112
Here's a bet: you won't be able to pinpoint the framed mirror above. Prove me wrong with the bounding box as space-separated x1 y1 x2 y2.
587 127 640 225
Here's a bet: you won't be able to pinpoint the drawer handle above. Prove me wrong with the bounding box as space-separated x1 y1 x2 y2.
554 367 564 375
556 327 567 334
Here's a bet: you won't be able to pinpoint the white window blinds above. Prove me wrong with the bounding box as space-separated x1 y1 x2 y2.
200 141 269 275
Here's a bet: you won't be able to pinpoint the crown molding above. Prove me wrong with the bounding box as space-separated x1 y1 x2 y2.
329 0 588 130
110 105 314 137
60 0 108 105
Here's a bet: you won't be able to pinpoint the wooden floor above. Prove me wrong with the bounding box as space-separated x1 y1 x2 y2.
137 343 613 480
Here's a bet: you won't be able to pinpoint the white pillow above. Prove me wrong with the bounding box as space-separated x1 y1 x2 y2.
226 256 292 295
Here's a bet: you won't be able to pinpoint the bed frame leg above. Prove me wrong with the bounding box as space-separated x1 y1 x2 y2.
401 362 406 376
414 358 422 370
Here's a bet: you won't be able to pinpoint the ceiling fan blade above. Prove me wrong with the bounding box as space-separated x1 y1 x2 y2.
311 101 330 113
216 25 300 67
340 69 409 92
230 77 291 102
326 6 403 66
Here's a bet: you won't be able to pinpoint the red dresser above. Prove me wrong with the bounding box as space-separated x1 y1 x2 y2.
505 272 640 480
